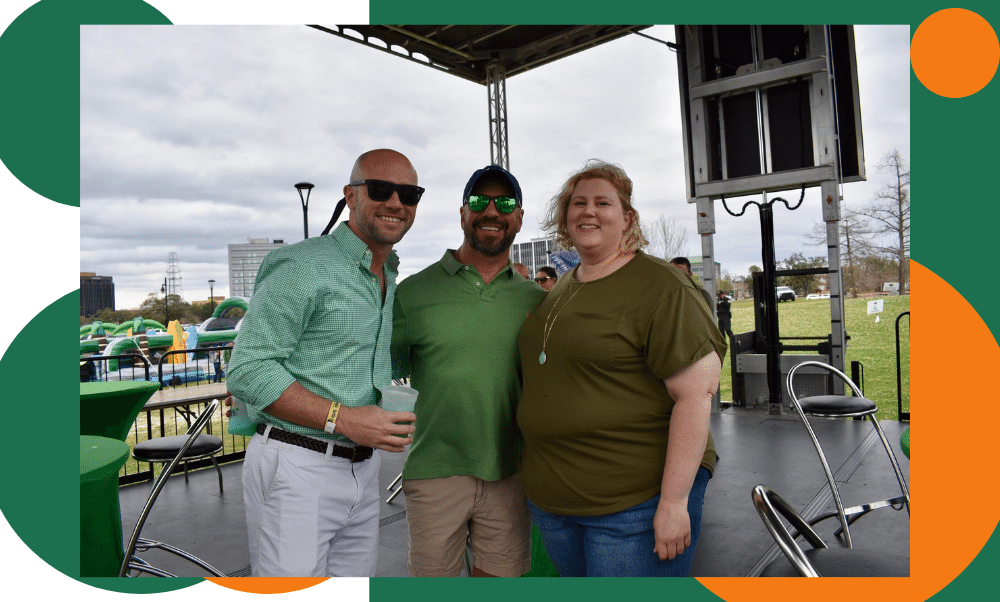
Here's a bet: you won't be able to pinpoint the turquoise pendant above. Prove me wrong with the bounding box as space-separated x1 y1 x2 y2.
539 351 547 365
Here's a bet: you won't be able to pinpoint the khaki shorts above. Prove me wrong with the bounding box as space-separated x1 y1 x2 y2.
403 473 531 577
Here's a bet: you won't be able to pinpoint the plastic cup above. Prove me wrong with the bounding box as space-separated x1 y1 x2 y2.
380 386 418 436
227 396 257 437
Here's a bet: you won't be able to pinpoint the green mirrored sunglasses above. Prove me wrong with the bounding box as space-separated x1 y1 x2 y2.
466 194 519 214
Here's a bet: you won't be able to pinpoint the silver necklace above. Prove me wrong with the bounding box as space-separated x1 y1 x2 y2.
539 281 586 365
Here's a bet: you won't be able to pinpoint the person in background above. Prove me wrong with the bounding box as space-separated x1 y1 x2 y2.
221 341 234 381
518 159 726 577
716 290 732 342
534 266 558 291
670 256 714 309
513 262 531 279
209 347 222 383
392 164 548 577
226 148 421 577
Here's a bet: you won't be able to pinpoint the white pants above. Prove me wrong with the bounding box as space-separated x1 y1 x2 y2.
242 430 382 577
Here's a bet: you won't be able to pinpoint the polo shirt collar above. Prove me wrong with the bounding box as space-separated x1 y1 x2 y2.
440 249 513 278
332 221 400 273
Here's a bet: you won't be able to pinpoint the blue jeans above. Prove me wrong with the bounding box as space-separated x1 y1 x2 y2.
528 466 711 577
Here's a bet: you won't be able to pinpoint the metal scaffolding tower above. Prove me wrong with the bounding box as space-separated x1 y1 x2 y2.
487 62 509 169
167 252 183 300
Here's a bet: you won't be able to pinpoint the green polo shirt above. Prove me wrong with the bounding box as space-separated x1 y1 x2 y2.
392 250 547 481
227 222 398 443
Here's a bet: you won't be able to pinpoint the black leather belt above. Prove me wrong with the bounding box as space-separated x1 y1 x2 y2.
256 423 374 462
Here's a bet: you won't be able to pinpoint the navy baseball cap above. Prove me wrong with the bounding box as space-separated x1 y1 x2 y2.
462 164 522 207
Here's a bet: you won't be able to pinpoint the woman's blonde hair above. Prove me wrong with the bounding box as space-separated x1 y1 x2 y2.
541 159 648 253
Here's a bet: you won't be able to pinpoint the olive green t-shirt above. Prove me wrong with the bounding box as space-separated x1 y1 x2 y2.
517 252 727 516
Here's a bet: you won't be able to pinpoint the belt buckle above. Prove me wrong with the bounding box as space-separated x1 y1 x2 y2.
350 446 371 463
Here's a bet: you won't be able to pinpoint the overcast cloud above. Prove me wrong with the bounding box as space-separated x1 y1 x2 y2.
80 24 910 310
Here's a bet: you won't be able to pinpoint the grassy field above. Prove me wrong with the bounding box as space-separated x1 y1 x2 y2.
719 294 910 418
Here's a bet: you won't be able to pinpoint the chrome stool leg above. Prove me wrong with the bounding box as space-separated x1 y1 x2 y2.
786 360 911 549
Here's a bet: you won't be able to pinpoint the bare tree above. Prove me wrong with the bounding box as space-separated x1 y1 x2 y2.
860 149 910 294
642 214 688 260
803 204 876 297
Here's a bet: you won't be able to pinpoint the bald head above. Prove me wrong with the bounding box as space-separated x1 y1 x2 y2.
351 149 417 184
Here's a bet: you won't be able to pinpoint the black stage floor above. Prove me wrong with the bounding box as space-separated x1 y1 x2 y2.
117 406 910 578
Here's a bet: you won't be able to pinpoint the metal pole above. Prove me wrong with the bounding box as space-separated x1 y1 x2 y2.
208 279 215 314
758 201 783 415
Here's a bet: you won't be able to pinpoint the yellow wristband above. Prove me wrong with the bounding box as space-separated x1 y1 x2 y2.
324 401 341 434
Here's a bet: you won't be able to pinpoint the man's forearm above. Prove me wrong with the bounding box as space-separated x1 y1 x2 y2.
263 381 335 430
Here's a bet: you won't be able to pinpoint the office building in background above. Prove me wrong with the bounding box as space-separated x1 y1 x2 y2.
228 238 286 298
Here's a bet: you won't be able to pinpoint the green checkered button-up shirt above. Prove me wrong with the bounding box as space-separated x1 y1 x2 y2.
227 222 398 442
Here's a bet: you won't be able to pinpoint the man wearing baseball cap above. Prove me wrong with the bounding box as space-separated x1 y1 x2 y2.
391 164 547 577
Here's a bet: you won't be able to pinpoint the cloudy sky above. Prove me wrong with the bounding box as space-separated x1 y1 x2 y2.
80 24 909 310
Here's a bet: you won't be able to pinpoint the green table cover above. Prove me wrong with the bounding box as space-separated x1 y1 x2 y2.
80 435 130 577
80 380 161 441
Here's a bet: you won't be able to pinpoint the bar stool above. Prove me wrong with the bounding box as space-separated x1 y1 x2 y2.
120 400 225 577
751 485 908 576
785 360 910 548
132 403 225 493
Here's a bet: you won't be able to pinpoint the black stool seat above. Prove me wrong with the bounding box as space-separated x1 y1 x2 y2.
761 547 909 577
132 430 224 493
134 434 223 460
798 394 877 417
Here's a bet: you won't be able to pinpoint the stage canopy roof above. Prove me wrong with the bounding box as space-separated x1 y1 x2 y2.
310 25 653 85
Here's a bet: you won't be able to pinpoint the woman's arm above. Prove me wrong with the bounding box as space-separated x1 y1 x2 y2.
653 351 721 560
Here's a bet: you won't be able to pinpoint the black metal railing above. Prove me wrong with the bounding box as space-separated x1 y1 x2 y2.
156 347 225 389
80 353 151 383
81 345 248 484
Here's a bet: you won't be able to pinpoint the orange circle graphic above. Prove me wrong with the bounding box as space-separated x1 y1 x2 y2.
911 8 999 98
207 577 327 594
700 261 1000 599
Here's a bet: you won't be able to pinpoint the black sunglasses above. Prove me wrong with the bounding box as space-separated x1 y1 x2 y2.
349 179 425 206
534 276 554 283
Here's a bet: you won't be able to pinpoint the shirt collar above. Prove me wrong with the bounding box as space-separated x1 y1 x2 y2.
441 249 464 275
439 249 513 278
332 221 400 273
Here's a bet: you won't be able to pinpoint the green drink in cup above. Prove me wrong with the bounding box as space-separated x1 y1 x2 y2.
380 386 418 437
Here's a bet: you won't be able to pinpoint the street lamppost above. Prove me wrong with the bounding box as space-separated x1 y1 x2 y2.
160 277 169 326
295 181 315 240
208 279 216 314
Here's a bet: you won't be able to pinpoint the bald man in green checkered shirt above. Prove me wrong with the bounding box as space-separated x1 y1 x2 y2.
227 149 422 577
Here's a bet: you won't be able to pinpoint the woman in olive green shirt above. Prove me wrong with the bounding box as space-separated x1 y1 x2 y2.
517 160 726 577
